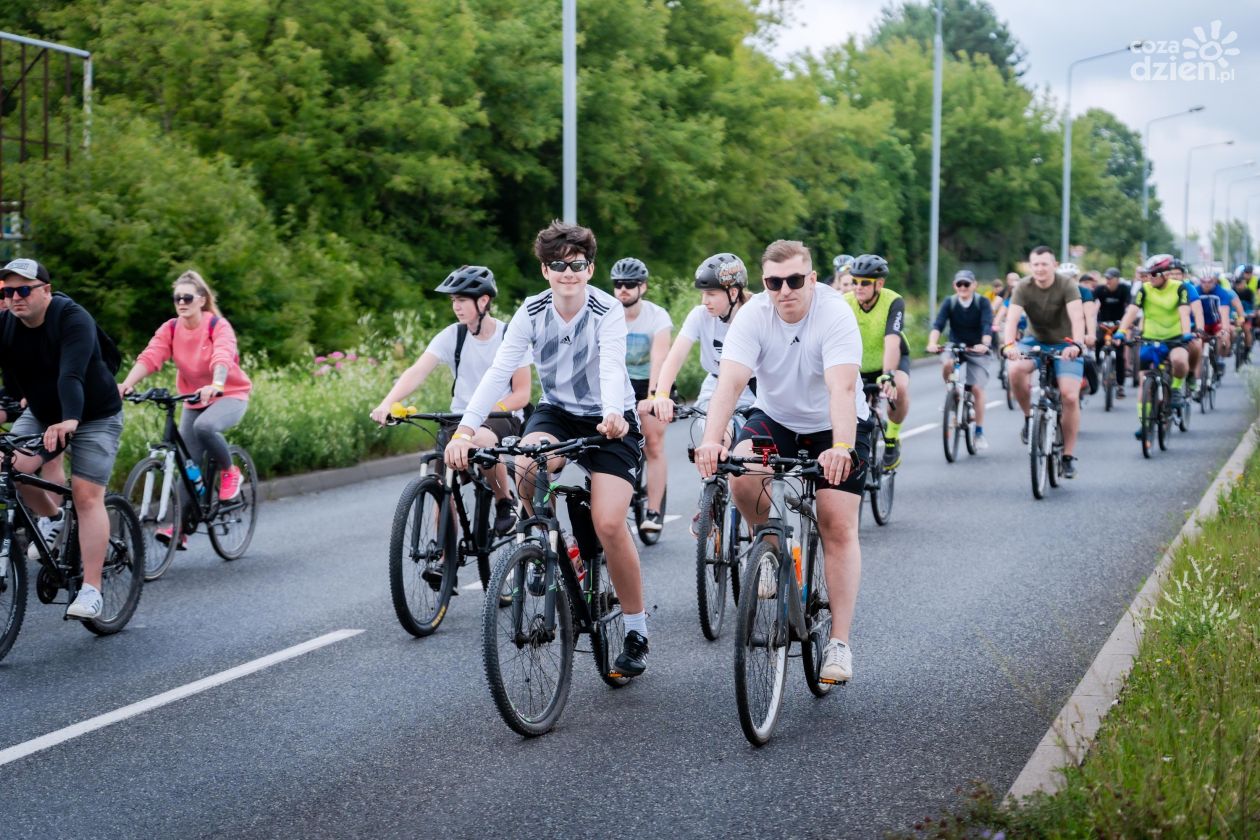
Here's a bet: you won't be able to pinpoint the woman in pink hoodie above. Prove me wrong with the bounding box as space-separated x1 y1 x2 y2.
119 271 252 544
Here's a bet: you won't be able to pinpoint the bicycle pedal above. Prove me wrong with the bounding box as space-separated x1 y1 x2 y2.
608 670 625 679
817 677 849 686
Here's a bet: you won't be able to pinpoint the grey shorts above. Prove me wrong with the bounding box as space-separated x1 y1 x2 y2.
11 410 125 486
959 354 992 388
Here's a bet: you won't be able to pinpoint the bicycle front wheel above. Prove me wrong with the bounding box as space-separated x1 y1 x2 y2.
870 429 894 525
388 476 455 637
734 539 789 746
589 552 630 688
0 533 28 662
695 483 730 641
1030 412 1048 499
1139 376 1156 458
941 389 959 463
207 446 258 561
122 456 182 581
799 515 833 698
85 495 146 636
482 542 573 737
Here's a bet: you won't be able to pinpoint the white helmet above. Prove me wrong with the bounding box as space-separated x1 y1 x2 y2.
1058 262 1081 279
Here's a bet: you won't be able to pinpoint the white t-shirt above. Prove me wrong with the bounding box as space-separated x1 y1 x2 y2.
425 318 528 414
721 283 868 433
624 300 672 381
679 304 756 405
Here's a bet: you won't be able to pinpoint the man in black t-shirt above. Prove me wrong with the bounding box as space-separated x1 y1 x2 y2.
1094 268 1132 397
0 259 125 620
927 270 994 448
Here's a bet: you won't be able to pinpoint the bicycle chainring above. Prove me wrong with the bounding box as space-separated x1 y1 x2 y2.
35 565 60 604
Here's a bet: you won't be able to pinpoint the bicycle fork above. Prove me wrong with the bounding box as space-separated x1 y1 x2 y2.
138 449 177 522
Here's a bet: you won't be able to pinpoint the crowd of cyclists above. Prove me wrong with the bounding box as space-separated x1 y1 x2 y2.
3 221 1258 739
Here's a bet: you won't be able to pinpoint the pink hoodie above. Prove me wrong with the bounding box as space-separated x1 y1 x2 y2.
135 316 252 406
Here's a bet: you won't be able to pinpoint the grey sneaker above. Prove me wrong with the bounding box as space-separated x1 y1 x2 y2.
820 639 853 684
65 584 102 620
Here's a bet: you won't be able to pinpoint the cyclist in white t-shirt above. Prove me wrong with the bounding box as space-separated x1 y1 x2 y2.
694 239 870 685
612 257 672 533
370 266 532 534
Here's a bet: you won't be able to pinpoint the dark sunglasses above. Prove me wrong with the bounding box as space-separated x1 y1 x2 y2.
763 273 808 292
853 278 878 287
173 294 198 305
545 259 591 273
954 281 973 288
2 282 47 299
612 280 643 290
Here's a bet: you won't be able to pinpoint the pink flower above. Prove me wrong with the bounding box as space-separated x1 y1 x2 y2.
347 352 358 361
314 355 327 364
314 364 332 376
330 351 346 360
335 361 344 370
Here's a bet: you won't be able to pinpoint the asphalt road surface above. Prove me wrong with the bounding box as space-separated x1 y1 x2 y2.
2 360 1255 839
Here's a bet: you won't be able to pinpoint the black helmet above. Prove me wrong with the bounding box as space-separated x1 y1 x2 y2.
694 253 748 290
832 254 854 273
850 254 889 279
1170 257 1187 272
1104 267 1121 279
610 257 649 283
436 265 497 298
1143 254 1176 276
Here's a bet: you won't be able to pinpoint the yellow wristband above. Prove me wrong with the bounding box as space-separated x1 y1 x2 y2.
495 401 508 411
453 432 471 441
832 441 853 450
653 391 670 400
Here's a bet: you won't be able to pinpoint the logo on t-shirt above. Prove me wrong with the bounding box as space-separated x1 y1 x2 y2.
790 336 800 346
561 335 572 345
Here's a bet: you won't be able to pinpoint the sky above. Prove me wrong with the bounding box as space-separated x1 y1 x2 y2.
764 0 1260 264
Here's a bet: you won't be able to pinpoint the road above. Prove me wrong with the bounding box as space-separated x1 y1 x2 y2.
1 360 1254 839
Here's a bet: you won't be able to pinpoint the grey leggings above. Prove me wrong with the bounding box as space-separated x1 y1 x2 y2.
180 397 248 474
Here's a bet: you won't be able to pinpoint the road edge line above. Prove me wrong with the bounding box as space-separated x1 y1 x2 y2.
1006 418 1259 801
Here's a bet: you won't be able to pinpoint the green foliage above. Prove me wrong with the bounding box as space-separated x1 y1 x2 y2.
868 0 1026 78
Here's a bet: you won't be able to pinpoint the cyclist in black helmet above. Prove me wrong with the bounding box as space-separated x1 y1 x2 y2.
844 254 912 469
371 265 532 535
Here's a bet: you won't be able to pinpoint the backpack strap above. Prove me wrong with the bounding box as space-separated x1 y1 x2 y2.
451 324 469 398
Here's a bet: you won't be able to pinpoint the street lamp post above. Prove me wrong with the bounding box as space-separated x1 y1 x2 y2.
1183 140 1234 266
1061 45 1137 263
927 0 943 322
562 0 577 224
1208 159 1254 268
1225 174 1260 267
1141 105 1204 260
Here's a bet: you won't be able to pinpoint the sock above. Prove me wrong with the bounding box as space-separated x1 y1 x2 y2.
623 611 647 637
1172 376 1184 389
885 420 902 440
975 425 984 435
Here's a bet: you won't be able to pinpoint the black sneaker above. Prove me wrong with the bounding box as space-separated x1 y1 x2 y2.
640 510 663 533
1062 455 1077 479
882 439 901 470
614 630 649 677
1116 386 1126 399
1020 415 1032 445
421 561 451 592
494 498 517 535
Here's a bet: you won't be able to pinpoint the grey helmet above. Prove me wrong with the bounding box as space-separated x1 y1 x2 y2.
436 265 497 298
610 257 649 282
849 254 889 279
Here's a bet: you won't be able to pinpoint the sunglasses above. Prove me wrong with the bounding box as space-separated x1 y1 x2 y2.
173 294 198 305
2 282 47 299
954 281 973 288
545 259 591 273
612 280 643 290
763 273 808 292
853 278 878 287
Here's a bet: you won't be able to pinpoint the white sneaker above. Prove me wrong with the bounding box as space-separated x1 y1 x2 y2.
27 513 65 561
66 584 103 620
819 639 853 683
757 555 778 599
974 433 989 451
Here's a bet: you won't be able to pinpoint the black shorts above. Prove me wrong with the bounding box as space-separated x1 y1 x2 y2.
630 378 679 403
523 403 643 487
860 353 912 385
735 410 872 495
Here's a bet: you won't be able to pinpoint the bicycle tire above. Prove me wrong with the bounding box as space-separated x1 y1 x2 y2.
1140 376 1156 459
733 539 789 746
870 429 894 525
84 495 146 636
1156 382 1170 451
1102 353 1115 412
727 496 743 605
207 446 259 561
1179 385 1191 432
1047 415 1061 489
388 476 455 637
0 531 28 662
963 394 977 456
1030 412 1048 499
122 456 182 581
589 552 630 688
941 389 959 463
482 542 573 737
695 483 729 641
799 513 833 698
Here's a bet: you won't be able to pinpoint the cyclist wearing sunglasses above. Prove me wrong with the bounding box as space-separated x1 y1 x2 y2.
0 258 124 620
444 221 650 677
370 265 531 536
611 257 672 533
843 253 911 469
927 269 994 448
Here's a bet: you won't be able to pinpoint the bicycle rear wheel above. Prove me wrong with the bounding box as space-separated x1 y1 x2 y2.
0 532 28 662
1102 354 1115 412
941 389 959 463
207 446 258 560
1030 412 1048 498
122 456 182 581
695 482 729 641
388 476 455 637
727 498 744 605
1156 383 1170 451
482 542 573 737
589 552 630 688
636 486 666 546
1139 376 1156 458
799 514 833 698
734 539 789 746
870 428 894 525
963 395 977 456
84 495 146 636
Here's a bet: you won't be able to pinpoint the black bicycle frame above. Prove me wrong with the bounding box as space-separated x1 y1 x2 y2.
0 445 79 592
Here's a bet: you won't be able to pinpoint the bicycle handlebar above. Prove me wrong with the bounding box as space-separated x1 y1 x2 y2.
0 431 45 456
685 445 824 478
384 410 513 428
125 387 201 405
470 433 609 468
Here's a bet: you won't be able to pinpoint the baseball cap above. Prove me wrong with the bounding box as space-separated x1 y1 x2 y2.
0 258 50 284
1104 267 1120 278
953 269 976 283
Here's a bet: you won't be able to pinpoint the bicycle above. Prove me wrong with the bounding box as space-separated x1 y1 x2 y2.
1096 322 1122 412
1136 339 1188 459
629 424 666 547
861 383 894 525
1022 346 1068 500
1233 318 1252 370
383 406 518 637
478 434 633 737
1196 333 1222 414
935 343 981 463
703 440 851 746
0 433 145 662
122 389 258 580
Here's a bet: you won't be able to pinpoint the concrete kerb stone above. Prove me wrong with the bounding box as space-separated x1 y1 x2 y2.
257 451 423 502
1007 419 1259 802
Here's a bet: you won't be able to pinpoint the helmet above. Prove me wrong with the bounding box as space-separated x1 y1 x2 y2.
610 257 649 283
694 253 748 290
1144 253 1176 275
1104 267 1121 279
1058 262 1080 279
832 254 854 273
436 265 497 298
849 254 889 279
953 269 976 283
1170 257 1187 272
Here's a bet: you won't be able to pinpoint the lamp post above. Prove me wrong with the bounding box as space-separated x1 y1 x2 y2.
927 0 943 322
1061 45 1138 262
1141 105 1204 259
1183 140 1234 265
562 0 577 223
1208 159 1254 268
1224 174 1260 267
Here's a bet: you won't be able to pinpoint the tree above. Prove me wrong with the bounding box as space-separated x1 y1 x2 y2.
868 0 1026 78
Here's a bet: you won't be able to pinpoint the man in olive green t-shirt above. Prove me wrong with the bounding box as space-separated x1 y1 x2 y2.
1003 245 1087 478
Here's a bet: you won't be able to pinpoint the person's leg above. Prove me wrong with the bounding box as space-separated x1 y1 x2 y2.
1058 374 1081 456
589 472 642 615
62 412 125 613
640 409 667 512
191 398 248 476
1187 338 1202 384
72 479 108 590
511 408 571 516
1169 346 1190 379
1009 358 1034 414
888 370 911 424
940 358 951 383
816 489 862 643
13 452 60 517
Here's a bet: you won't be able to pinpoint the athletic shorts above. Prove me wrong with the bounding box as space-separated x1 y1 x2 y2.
523 404 643 487
944 352 992 388
1018 337 1083 380
734 410 872 496
859 353 912 385
1139 341 1177 369
10 409 125 487
630 378 679 404
1202 321 1223 336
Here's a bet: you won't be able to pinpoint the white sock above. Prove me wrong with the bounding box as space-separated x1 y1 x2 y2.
623 611 648 637
828 638 849 649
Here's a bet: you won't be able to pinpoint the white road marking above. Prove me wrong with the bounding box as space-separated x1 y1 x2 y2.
900 423 938 439
663 514 681 525
986 399 1003 408
0 629 364 768
461 580 485 591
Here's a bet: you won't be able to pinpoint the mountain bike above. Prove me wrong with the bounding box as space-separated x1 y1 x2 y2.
997 351 1014 410
1097 322 1122 412
1023 346 1067 500
1196 333 1222 414
122 389 258 580
478 434 633 737
1137 339 1188 459
0 433 145 662
705 441 851 746
861 383 894 525
383 407 518 637
936 343 980 463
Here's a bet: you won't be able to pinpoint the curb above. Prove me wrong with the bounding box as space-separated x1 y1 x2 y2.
257 452 421 502
1007 418 1260 801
